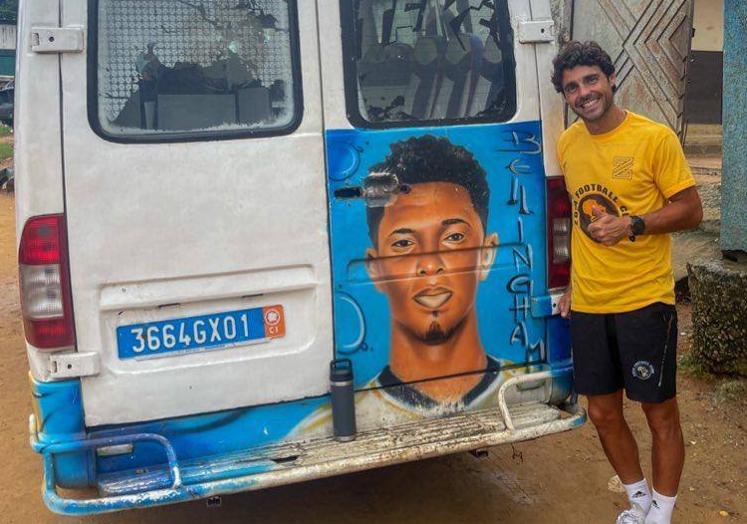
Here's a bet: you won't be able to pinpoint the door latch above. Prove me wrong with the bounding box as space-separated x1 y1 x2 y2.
31 27 85 53
334 172 408 208
530 292 565 318
518 20 555 44
49 352 100 379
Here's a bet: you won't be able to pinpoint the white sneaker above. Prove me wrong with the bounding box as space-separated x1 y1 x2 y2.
615 504 647 524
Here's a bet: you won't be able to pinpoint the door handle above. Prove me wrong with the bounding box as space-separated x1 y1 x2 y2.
333 172 409 207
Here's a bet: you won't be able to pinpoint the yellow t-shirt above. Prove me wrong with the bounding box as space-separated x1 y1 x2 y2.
557 112 695 314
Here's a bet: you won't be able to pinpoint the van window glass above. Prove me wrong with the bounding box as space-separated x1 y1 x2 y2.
343 0 516 127
93 0 300 139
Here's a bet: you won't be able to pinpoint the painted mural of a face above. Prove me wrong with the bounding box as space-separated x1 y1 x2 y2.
364 136 498 395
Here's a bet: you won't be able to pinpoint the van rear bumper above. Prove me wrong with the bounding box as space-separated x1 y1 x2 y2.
30 370 585 516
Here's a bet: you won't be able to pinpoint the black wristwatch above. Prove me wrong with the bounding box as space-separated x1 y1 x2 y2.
629 215 645 241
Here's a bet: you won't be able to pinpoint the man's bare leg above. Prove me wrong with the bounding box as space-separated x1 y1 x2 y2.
641 398 685 495
587 390 644 484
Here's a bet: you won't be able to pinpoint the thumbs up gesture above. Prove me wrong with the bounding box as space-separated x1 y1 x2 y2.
587 206 631 246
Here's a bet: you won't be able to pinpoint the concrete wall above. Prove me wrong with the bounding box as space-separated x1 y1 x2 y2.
721 0 747 252
692 0 723 51
0 24 14 51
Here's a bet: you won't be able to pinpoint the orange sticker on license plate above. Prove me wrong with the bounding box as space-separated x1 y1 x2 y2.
262 305 286 339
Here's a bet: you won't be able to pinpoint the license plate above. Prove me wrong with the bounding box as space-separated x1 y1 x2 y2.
117 305 286 360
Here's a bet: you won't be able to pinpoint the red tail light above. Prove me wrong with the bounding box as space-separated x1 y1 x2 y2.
547 177 571 289
18 215 76 350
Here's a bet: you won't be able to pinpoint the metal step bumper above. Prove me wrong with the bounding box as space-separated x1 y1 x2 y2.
30 371 586 515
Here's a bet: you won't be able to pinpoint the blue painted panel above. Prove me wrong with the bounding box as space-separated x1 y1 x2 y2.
30 379 326 483
31 378 92 488
91 396 326 475
326 122 550 388
547 315 571 367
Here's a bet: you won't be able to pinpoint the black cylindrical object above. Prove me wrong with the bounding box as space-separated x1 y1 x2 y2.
330 358 356 442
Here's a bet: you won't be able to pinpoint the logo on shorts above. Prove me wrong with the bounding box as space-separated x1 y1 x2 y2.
632 361 655 381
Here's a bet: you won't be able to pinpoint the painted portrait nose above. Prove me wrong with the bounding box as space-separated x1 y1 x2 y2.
416 253 446 277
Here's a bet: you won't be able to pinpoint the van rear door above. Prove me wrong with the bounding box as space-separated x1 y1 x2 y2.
317 0 552 410
58 0 332 426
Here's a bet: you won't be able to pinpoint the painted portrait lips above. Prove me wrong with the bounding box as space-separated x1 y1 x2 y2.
413 287 453 310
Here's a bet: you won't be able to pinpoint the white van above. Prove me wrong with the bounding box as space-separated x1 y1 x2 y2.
16 0 584 515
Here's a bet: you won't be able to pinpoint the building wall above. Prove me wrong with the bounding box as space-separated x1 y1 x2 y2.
550 0 723 124
688 0 724 124
0 23 15 51
692 0 724 52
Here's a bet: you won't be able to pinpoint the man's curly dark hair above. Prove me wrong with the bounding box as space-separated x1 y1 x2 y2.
366 135 489 246
551 41 616 94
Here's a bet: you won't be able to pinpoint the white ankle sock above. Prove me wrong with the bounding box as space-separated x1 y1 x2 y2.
623 478 652 514
644 488 677 524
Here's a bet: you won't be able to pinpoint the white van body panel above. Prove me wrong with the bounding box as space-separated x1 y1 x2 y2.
529 0 563 177
13 0 64 242
317 0 348 131
502 0 542 124
14 0 70 382
59 0 333 426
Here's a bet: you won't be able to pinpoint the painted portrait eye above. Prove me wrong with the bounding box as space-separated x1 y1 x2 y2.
391 239 414 249
444 232 465 243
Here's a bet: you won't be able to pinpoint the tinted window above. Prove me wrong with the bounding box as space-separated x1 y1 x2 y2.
93 0 301 139
342 0 516 127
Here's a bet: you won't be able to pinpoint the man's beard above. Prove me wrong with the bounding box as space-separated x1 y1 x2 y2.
414 316 465 345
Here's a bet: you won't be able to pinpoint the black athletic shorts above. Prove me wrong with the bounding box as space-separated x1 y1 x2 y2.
570 302 678 403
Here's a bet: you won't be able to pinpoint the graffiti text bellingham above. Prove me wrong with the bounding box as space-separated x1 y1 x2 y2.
502 131 546 364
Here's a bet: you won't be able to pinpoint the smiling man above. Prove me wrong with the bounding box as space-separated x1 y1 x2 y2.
552 42 703 524
363 135 501 406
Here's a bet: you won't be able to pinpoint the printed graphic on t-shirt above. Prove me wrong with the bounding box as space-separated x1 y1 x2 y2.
572 184 630 241
612 156 634 179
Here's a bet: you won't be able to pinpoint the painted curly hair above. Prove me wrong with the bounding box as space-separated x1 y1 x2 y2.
551 41 616 94
365 135 489 245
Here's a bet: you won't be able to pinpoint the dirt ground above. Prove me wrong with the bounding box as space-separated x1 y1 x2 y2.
0 191 744 524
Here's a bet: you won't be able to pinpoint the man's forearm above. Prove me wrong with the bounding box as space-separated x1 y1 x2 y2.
586 187 702 245
638 188 703 235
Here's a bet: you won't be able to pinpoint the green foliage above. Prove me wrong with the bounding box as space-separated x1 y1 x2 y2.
0 0 17 23
0 124 11 137
0 142 11 162
678 352 709 378
714 379 747 404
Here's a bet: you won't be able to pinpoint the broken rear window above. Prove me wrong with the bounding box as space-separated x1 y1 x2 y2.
92 0 301 140
341 0 517 128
